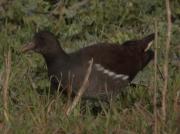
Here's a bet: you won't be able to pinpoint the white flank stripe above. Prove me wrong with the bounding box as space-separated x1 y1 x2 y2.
103 69 109 74
122 75 129 80
95 64 104 71
95 63 129 80
107 71 115 76
114 74 124 79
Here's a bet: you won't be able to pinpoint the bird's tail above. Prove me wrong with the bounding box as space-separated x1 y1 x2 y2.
141 33 155 51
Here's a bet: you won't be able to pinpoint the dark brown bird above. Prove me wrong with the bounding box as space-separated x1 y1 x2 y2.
21 31 154 100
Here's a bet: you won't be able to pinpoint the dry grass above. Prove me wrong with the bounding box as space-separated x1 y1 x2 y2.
153 20 158 134
162 0 172 123
65 59 93 116
2 49 11 123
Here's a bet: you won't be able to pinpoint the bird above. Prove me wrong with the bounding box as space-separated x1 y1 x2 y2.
21 31 154 100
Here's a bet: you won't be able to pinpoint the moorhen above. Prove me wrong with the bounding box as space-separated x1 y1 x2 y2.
21 31 154 100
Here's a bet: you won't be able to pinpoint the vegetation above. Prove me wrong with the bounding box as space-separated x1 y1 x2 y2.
0 0 179 133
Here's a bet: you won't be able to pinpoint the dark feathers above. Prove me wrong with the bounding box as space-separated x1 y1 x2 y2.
22 31 154 99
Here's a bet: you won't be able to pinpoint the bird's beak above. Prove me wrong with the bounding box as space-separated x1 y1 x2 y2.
21 42 35 53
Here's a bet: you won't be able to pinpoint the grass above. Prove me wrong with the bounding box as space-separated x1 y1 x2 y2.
0 0 180 133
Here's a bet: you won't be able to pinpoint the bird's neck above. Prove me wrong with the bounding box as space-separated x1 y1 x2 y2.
43 49 69 71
